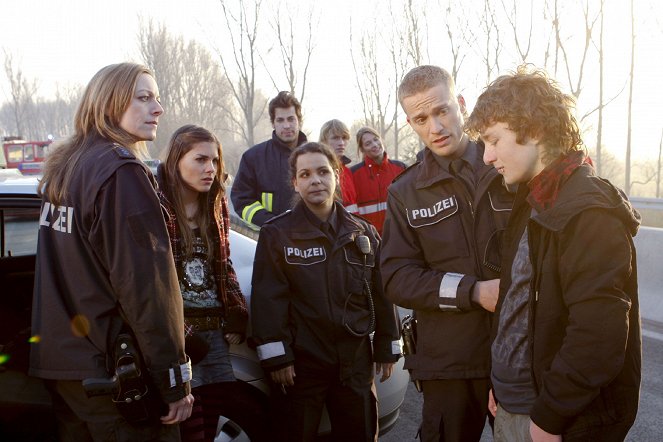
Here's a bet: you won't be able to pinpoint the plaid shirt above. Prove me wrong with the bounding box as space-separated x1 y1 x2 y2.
158 180 248 338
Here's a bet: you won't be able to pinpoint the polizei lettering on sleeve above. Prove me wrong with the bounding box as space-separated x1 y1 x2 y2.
407 195 458 228
39 202 75 234
284 245 327 265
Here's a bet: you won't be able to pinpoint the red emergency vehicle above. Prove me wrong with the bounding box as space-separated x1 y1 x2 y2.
1 139 52 175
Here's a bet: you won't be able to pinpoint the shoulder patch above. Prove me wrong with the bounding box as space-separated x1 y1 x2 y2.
111 143 136 159
263 209 292 224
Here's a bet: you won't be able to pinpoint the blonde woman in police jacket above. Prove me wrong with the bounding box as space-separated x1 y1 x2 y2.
31 63 192 441
250 142 401 442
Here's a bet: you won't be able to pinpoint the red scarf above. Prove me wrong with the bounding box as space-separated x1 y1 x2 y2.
527 150 592 212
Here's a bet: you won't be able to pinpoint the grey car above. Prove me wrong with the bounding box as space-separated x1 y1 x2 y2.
0 176 409 439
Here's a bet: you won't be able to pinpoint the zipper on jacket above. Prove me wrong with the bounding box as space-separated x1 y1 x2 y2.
455 179 483 279
527 220 541 395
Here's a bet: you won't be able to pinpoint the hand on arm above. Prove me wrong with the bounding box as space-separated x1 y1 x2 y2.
471 279 500 312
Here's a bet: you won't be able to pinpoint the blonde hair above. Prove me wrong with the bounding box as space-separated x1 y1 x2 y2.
319 119 350 145
40 63 154 204
355 126 381 156
398 65 455 106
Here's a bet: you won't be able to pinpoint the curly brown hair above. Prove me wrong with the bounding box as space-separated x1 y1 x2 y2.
465 65 584 164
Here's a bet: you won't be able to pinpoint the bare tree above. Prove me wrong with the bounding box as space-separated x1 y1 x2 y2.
625 0 635 195
137 19 234 157
349 0 431 161
442 0 473 84
403 0 429 66
2 51 38 138
349 22 392 139
477 0 503 83
544 0 561 74
389 0 429 159
501 0 534 64
595 0 605 176
214 0 266 149
263 1 317 106
552 0 600 101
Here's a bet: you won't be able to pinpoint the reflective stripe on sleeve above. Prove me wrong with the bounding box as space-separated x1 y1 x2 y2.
242 201 264 224
439 272 463 310
357 202 387 215
256 341 286 361
261 192 274 213
169 359 193 387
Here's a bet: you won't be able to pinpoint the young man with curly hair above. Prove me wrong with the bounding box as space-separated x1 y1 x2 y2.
466 66 641 442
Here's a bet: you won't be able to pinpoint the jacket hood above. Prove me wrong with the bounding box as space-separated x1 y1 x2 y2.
532 164 641 236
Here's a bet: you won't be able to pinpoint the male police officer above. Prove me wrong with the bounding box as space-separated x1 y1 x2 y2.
380 65 513 441
231 91 307 227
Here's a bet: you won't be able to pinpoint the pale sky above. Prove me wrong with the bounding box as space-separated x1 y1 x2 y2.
2 0 662 165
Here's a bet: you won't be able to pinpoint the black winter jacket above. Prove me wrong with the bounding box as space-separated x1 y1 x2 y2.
250 202 401 380
497 164 641 437
30 139 190 403
381 145 513 380
231 131 307 227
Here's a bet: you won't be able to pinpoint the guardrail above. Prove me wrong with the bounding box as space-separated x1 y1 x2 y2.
634 227 663 324
630 197 663 228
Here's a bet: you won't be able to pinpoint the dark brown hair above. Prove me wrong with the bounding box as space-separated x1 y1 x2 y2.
162 124 224 259
288 142 342 202
269 91 303 124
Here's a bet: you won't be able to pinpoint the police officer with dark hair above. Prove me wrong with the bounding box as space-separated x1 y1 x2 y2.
251 142 401 441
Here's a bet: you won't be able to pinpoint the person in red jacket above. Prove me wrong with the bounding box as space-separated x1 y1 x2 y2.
351 127 405 235
319 119 358 213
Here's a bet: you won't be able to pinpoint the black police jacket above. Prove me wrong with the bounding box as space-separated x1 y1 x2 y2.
381 144 514 380
250 201 401 380
30 138 190 403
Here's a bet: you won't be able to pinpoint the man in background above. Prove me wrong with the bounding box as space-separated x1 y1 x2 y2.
231 91 307 227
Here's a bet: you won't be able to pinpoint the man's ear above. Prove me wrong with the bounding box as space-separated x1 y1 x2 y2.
457 94 467 114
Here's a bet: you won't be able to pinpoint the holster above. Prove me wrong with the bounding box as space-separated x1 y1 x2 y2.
401 315 422 392
111 333 166 424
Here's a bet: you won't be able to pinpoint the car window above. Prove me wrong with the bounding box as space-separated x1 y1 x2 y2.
1 207 40 256
7 145 23 163
23 145 35 162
